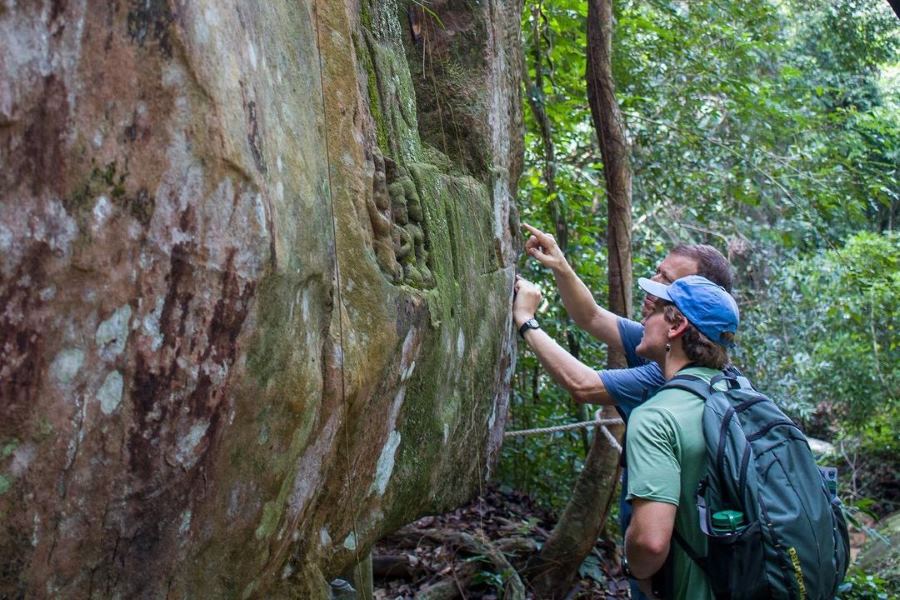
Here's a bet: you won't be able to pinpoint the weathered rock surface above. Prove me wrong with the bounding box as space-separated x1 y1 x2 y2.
856 511 900 587
0 0 523 597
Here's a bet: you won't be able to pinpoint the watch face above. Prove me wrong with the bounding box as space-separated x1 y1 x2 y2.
518 318 540 338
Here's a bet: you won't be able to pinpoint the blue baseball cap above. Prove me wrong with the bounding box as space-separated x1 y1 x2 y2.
638 275 739 347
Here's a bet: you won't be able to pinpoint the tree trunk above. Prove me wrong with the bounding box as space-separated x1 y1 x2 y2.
529 1 633 596
527 409 625 598
586 0 634 357
522 3 591 453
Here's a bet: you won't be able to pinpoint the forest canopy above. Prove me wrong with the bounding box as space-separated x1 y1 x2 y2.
500 0 898 527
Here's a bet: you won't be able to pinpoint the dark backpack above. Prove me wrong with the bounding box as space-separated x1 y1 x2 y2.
659 371 850 600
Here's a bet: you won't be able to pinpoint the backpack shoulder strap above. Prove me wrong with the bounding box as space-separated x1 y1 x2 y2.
713 366 754 391
660 373 713 402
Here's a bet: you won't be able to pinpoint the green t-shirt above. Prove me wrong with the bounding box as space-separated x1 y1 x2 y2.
626 367 715 600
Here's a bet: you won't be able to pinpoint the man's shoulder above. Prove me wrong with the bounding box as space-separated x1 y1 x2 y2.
598 361 665 409
644 388 705 415
629 400 677 430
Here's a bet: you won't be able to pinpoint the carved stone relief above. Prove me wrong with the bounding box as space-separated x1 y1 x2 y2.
367 147 435 288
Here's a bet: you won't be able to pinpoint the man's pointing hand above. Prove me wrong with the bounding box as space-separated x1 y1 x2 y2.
523 223 568 272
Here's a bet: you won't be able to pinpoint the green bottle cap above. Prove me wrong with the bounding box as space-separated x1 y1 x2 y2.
711 510 745 531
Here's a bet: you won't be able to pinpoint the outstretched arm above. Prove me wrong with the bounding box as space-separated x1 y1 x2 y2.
513 277 614 405
522 224 624 354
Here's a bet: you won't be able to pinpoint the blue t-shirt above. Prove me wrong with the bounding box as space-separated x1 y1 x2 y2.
598 318 665 415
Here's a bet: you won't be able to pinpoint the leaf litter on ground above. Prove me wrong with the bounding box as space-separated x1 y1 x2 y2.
373 486 631 599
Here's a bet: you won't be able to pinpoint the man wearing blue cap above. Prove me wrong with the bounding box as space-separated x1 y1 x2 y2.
622 275 739 600
514 224 734 599
514 225 734 412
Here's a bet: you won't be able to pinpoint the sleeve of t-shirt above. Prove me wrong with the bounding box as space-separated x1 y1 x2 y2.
598 363 666 419
626 406 681 506
617 317 648 368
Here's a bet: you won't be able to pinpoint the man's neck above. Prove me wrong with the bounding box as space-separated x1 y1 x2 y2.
663 351 692 380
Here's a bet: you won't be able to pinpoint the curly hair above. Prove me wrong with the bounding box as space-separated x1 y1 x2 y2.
663 304 732 369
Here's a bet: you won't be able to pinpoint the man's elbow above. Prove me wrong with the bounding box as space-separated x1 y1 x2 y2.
569 375 612 405
571 308 604 334
629 533 670 560
625 530 670 578
569 311 595 331
571 388 606 405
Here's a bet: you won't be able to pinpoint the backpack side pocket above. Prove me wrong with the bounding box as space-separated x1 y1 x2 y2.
706 520 767 600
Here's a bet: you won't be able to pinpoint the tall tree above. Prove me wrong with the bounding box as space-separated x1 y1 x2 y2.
587 0 634 349
527 0 632 595
523 1 593 453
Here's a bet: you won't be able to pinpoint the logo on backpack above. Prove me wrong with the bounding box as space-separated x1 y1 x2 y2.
788 547 807 599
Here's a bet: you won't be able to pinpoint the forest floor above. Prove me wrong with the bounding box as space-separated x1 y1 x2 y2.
371 484 882 600
372 486 630 599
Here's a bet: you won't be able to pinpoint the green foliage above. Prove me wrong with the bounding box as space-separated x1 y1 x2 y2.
736 232 898 429
499 0 900 514
499 0 609 510
499 357 596 510
837 569 898 600
469 561 505 590
577 551 606 584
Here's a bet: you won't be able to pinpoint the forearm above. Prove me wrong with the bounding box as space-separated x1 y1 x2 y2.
552 266 622 352
519 327 613 405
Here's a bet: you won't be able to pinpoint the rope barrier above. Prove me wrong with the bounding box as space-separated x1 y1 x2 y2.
504 408 624 450
503 417 623 438
598 423 623 454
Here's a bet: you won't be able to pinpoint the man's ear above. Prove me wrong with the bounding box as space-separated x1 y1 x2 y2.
668 317 690 340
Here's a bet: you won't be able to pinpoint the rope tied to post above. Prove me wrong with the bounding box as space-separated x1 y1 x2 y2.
504 410 624 453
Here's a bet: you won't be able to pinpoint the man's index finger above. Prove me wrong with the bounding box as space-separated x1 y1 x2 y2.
522 223 549 242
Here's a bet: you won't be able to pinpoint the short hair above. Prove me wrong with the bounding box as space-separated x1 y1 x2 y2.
670 244 734 292
663 304 731 369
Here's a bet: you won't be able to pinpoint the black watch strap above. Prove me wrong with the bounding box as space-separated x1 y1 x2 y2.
621 556 634 579
518 318 540 339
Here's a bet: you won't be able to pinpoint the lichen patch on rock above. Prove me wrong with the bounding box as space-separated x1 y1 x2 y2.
97 370 124 415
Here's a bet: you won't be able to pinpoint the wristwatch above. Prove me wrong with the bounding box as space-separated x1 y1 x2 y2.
518 318 540 339
621 555 634 579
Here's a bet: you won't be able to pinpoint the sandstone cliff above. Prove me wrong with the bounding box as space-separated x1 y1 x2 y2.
0 0 523 596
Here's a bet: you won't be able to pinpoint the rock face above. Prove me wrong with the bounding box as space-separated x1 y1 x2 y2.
0 1 523 597
856 511 900 588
